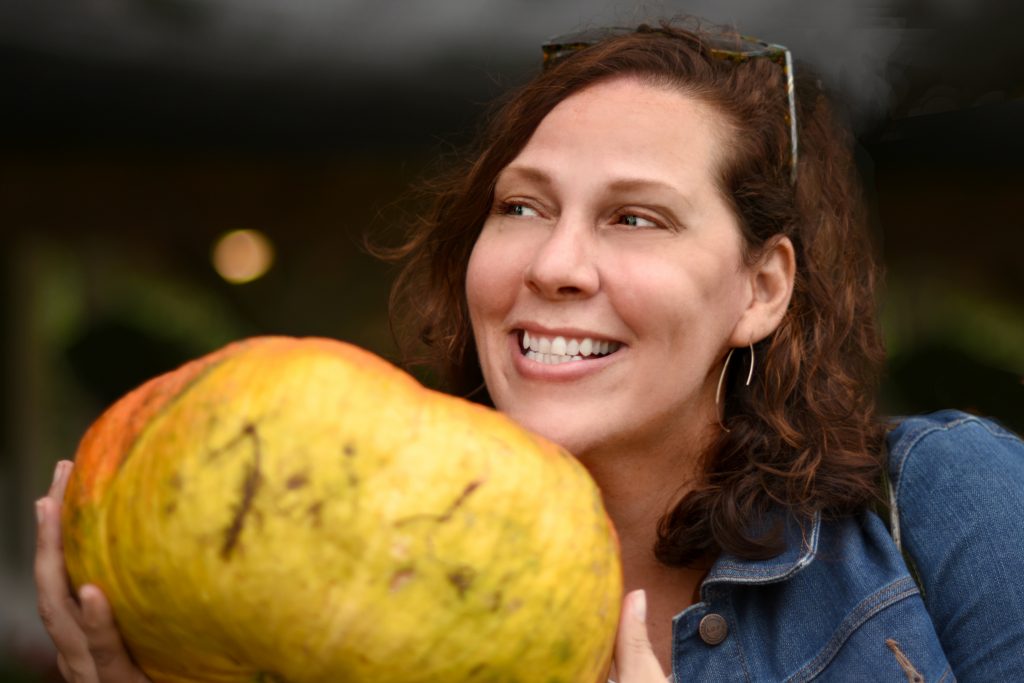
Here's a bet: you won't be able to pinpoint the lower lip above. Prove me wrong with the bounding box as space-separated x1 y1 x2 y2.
509 333 622 381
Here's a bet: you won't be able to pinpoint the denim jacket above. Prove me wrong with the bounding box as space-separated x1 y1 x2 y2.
669 411 1024 681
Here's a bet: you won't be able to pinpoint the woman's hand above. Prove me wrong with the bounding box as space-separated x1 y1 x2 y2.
34 460 151 683
612 590 668 683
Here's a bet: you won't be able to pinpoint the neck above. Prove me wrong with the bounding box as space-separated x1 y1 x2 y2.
576 415 715 577
585 433 713 681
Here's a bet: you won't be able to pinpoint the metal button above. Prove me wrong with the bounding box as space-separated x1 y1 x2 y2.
699 613 728 645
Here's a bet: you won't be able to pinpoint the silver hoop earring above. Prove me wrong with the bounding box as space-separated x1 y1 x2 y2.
715 342 756 430
745 340 755 386
715 348 735 408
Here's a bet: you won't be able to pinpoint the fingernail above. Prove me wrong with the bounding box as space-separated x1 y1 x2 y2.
79 585 95 624
52 461 63 486
632 589 647 622
35 500 45 525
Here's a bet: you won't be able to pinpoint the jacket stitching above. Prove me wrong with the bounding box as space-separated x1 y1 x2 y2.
782 577 919 682
889 414 1017 495
724 597 755 683
709 512 821 584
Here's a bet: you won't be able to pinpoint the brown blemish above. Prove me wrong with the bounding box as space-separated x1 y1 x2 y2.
307 501 324 527
220 424 262 560
169 473 183 490
343 442 356 457
285 472 309 490
389 567 416 592
164 501 177 516
446 565 475 598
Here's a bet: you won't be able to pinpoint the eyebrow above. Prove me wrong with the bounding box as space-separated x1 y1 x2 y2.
496 164 696 212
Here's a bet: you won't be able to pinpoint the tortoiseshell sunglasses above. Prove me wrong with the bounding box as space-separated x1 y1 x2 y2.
541 25 799 185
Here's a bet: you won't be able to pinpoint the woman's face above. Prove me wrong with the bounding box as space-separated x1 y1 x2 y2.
466 77 755 460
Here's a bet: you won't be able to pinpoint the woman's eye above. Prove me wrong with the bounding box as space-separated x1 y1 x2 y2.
618 213 659 229
500 202 540 218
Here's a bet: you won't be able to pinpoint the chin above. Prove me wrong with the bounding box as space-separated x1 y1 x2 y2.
505 410 594 459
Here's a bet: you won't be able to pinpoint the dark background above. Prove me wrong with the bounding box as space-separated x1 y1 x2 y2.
2 0 1022 678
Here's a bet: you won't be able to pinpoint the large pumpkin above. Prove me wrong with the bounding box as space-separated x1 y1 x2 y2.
62 336 621 683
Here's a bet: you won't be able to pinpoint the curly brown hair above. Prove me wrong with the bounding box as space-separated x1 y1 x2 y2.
385 21 887 566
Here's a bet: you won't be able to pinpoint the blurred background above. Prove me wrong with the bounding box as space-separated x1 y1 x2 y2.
1 0 1022 678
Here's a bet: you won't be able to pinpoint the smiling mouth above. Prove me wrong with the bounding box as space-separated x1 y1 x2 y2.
518 330 623 365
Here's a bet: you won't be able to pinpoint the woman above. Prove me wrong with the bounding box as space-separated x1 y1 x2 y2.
35 20 1024 682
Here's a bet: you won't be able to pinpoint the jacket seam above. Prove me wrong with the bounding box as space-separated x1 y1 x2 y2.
783 577 919 682
708 512 821 584
888 414 1017 493
726 597 755 683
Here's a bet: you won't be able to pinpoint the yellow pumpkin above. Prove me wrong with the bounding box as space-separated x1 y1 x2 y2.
63 336 621 683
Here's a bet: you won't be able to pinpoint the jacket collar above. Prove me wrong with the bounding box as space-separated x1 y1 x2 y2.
702 510 821 591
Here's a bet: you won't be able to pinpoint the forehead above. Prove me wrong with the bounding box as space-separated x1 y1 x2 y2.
508 76 732 190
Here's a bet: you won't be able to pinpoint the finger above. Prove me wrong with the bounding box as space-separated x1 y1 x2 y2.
35 463 94 679
35 463 77 617
81 585 151 682
613 590 666 682
48 460 74 500
57 653 71 682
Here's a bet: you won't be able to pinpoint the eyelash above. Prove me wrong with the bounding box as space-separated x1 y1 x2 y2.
495 200 668 231
496 201 538 217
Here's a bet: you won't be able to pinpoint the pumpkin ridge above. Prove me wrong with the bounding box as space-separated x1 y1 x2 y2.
112 352 235 476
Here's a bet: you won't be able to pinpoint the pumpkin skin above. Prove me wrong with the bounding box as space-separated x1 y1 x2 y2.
62 336 622 683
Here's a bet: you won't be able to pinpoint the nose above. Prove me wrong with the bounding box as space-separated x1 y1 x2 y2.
524 214 599 299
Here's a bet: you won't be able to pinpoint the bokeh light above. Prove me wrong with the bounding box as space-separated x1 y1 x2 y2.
212 229 275 284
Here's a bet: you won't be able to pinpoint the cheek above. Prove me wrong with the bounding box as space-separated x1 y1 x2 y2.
466 230 518 330
609 249 747 343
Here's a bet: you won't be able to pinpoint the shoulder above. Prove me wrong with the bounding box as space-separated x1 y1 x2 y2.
886 410 1024 680
888 409 1024 497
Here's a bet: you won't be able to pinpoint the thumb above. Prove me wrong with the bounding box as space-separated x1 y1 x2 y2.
613 589 666 682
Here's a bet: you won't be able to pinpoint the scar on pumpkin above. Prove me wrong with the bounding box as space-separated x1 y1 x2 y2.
220 423 262 560
208 420 260 463
393 480 483 528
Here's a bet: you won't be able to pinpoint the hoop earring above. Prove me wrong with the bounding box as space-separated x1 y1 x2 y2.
745 340 755 386
714 348 735 408
715 342 755 430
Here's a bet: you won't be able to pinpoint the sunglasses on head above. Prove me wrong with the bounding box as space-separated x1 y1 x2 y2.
541 24 799 185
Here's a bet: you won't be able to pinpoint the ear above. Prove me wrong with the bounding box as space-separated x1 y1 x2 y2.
730 235 796 346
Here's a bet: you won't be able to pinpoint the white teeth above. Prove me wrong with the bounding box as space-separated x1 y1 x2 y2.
525 350 586 365
519 331 621 364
